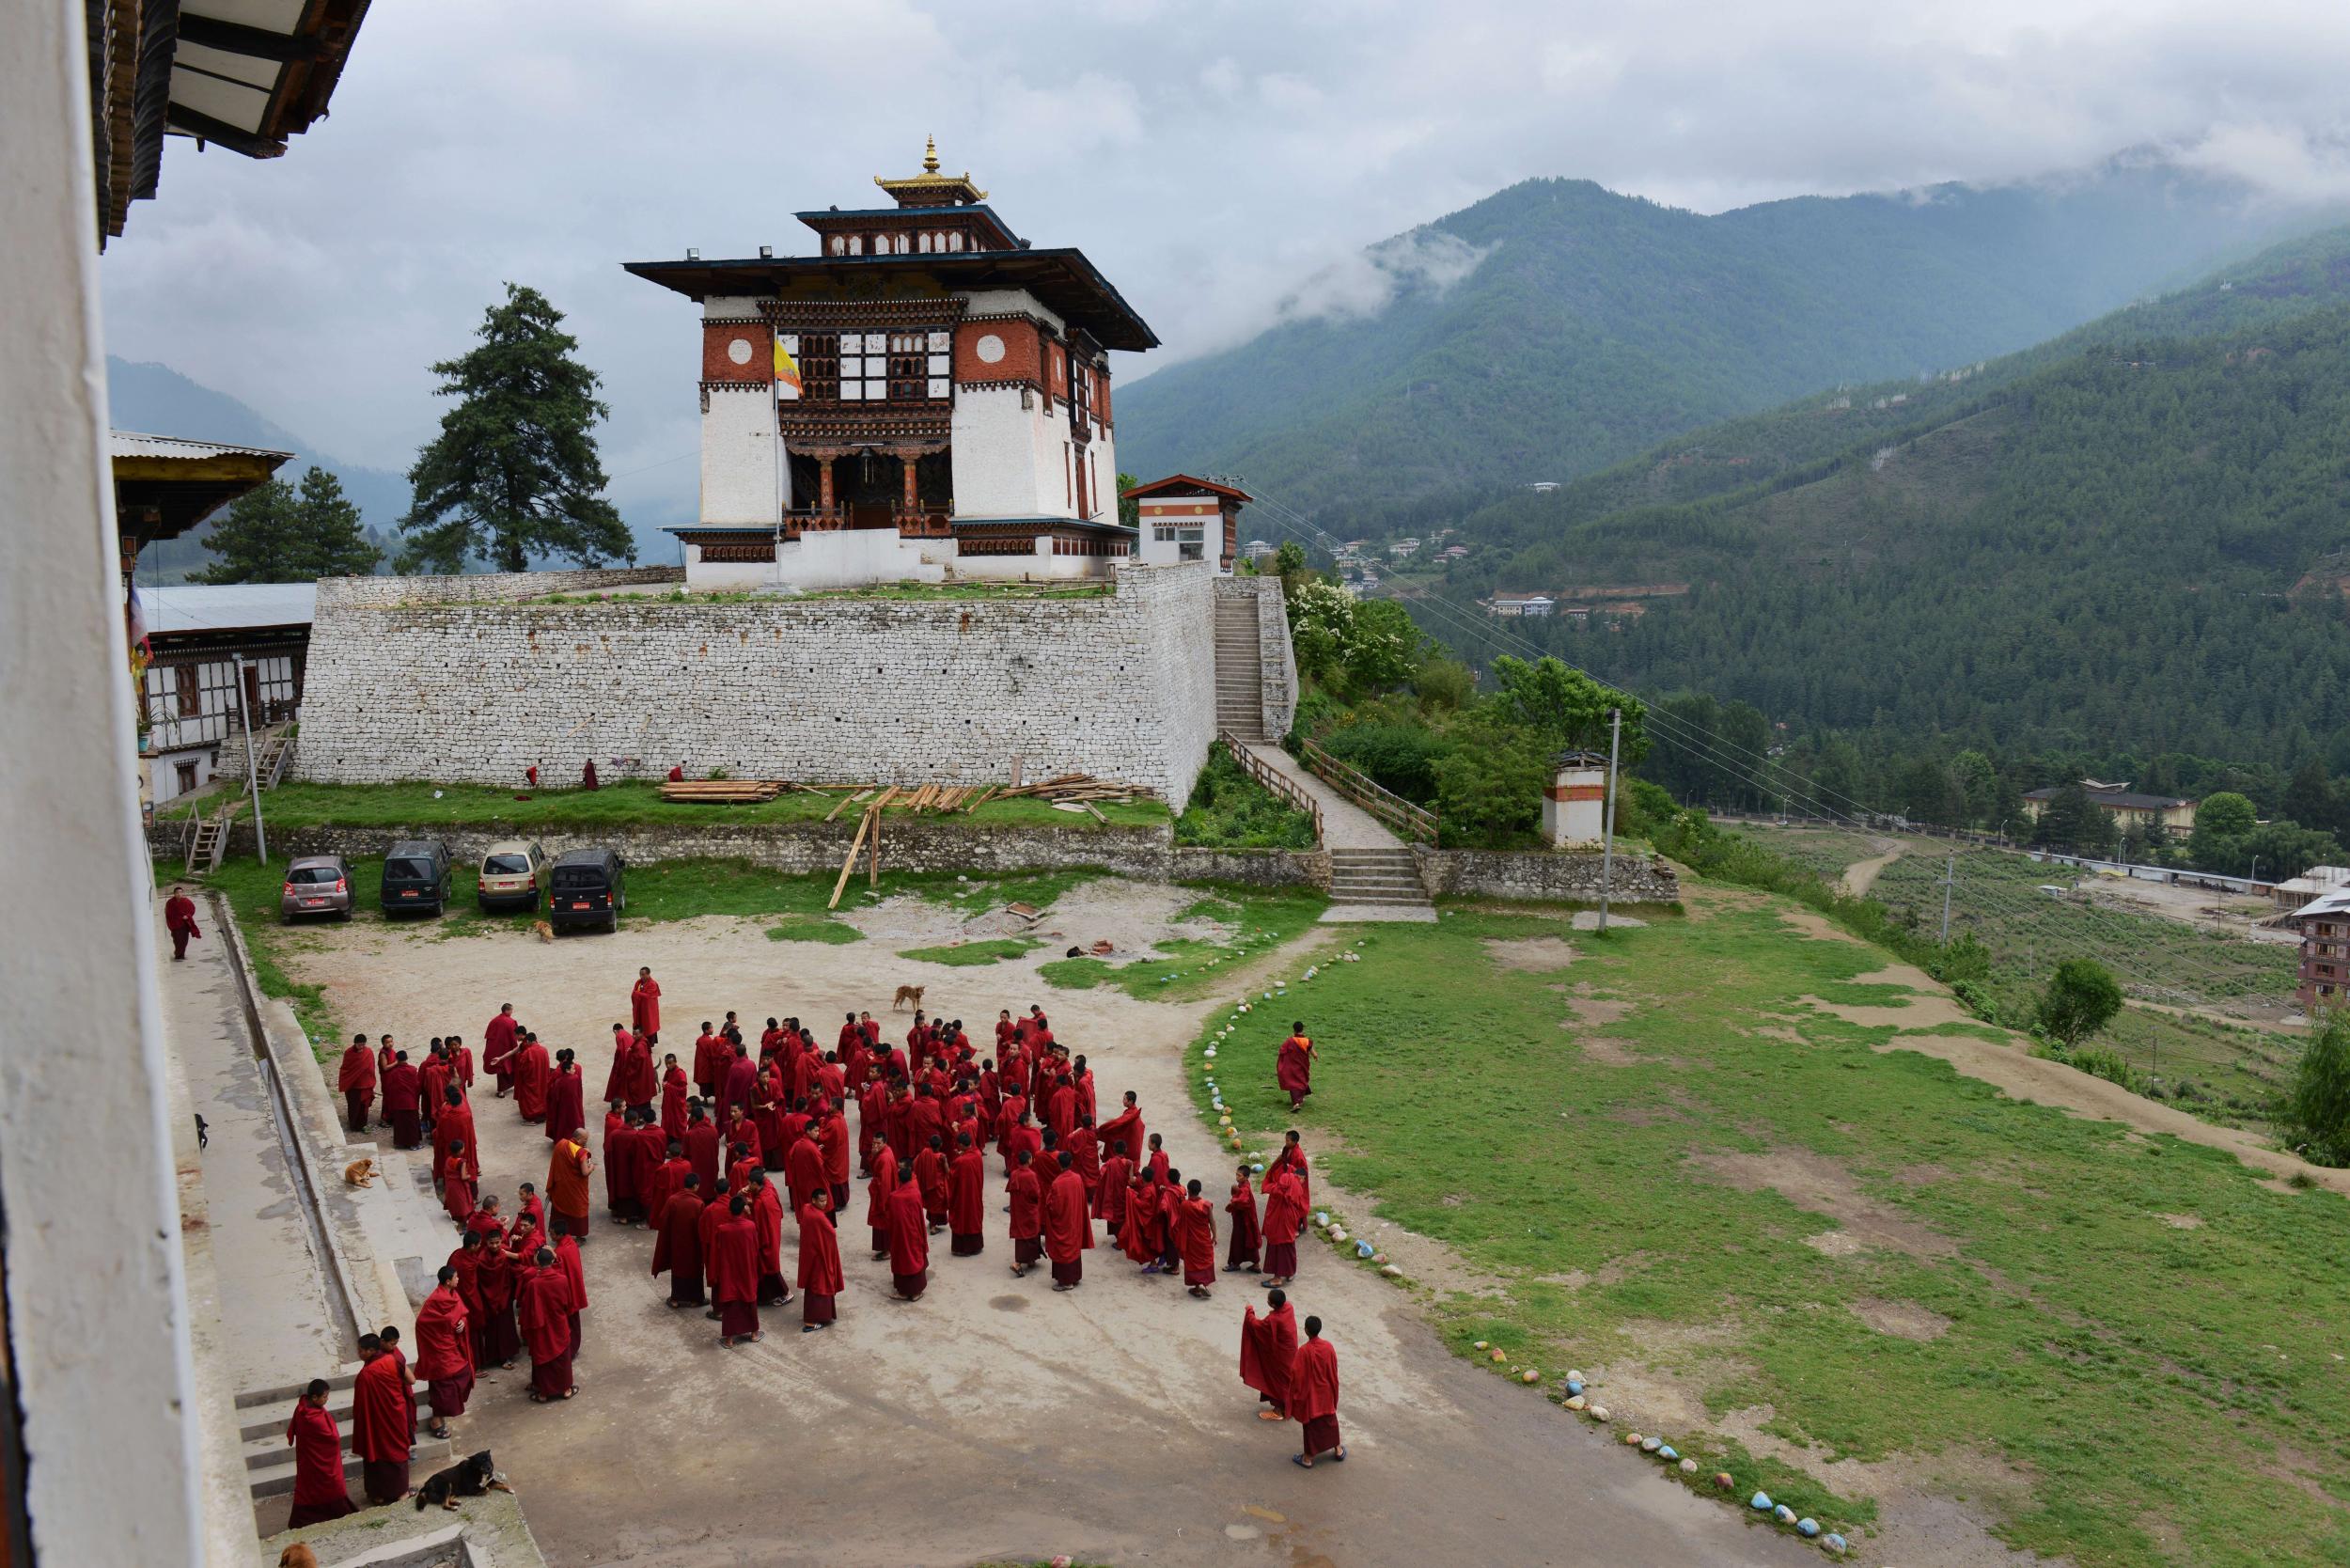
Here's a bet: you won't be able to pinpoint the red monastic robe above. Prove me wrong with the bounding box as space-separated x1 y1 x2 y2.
511 1042 551 1119
631 976 662 1036
1044 1168 1095 1264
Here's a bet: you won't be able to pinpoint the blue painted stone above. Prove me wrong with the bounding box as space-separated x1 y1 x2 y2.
1656 1445 1677 1461
1824 1534 1849 1555
1565 1379 1584 1396
1797 1518 1821 1538
1750 1493 1773 1511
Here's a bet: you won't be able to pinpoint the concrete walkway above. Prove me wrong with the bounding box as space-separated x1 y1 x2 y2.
154 902 344 1392
1243 741 1398 849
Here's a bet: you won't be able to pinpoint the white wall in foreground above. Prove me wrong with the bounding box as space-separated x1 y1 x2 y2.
0 3 210 1560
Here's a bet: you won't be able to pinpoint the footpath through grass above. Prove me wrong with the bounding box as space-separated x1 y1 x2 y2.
160 778 1167 831
1040 886 1327 999
1198 895 2350 1568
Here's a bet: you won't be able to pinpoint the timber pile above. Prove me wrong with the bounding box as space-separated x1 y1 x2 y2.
659 778 787 804
991 772 1152 806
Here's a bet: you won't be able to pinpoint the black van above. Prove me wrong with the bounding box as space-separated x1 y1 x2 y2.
380 839 454 916
548 847 626 933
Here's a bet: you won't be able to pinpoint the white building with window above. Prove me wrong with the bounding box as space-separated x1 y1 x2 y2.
137 582 313 806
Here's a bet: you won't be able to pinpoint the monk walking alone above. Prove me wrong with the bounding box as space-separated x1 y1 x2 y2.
1277 1021 1318 1112
632 966 662 1036
163 884 201 960
1290 1316 1345 1467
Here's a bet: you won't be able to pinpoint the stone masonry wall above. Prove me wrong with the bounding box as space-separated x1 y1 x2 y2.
1212 575 1299 742
296 563 1219 802
1413 846 1682 905
317 565 683 607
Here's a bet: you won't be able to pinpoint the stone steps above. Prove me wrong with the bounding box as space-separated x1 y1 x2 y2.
234 1369 453 1501
1214 601 1266 741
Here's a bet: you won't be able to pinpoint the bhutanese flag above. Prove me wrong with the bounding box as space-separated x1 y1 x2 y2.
774 335 802 401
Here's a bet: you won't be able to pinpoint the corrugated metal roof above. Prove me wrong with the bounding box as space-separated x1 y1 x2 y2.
141 583 316 634
2293 887 2350 920
112 430 292 463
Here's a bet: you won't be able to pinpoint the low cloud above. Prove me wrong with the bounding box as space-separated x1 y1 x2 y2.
1275 229 1497 325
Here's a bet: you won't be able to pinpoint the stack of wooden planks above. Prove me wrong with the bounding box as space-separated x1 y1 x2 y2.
659 778 787 804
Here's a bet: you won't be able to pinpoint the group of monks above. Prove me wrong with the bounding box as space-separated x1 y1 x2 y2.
290 970 1348 1515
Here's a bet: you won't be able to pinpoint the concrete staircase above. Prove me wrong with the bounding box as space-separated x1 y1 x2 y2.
1215 597 1265 741
237 1371 452 1505
1327 844 1433 910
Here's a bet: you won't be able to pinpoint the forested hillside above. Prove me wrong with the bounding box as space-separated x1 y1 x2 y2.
1424 302 2350 770
1116 161 2333 527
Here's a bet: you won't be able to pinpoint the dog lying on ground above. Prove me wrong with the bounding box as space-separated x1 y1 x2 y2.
276 1544 319 1568
415 1450 510 1511
892 983 924 1011
342 1157 376 1188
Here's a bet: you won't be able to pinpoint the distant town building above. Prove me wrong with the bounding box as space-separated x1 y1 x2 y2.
1528 481 1561 494
1486 592 1555 618
1440 544 1469 559
1242 540 1277 564
1124 474 1251 572
1389 539 1421 558
2293 885 2350 1011
2019 782 2199 833
2271 865 2350 912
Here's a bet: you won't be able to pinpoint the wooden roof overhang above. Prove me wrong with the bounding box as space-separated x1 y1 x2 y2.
624 251 1160 353
111 433 291 546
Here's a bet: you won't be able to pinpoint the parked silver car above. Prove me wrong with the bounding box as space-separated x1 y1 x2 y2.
478 839 547 912
280 855 354 921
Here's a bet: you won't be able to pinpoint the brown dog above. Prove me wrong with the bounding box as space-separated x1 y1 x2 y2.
892 983 924 1011
342 1157 376 1188
533 919 555 944
278 1544 320 1568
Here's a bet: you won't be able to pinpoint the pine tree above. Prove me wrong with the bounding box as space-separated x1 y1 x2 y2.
397 283 634 574
195 465 382 583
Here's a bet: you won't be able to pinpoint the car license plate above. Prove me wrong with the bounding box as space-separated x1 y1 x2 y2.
572 901 590 910
302 899 325 908
400 890 418 898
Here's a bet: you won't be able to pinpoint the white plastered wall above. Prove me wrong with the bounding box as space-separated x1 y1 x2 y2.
0 2 211 1560
699 388 780 525
950 384 1049 519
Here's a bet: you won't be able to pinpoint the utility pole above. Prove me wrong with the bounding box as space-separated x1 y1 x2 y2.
1939 853 1955 944
232 653 268 863
1597 707 1622 934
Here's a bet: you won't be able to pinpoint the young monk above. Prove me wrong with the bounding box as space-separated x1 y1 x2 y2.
1226 1163 1263 1273
796 1187 844 1332
886 1168 931 1300
1277 1022 1318 1112
948 1133 986 1256
441 1139 476 1225
651 1173 707 1307
865 1141 900 1260
1007 1150 1043 1278
1179 1178 1219 1298
710 1195 761 1346
1240 1287 1298 1421
1291 1316 1345 1467
748 1169 791 1309
914 1135 949 1235
414 1265 474 1437
1261 1164 1306 1288
285 1379 356 1527
1043 1151 1093 1293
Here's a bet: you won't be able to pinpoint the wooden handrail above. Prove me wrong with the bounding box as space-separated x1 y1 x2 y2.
1219 731 1323 847
1296 737 1440 846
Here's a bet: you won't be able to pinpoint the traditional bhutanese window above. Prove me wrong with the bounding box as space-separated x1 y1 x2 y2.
837 332 889 401
916 232 932 254
947 231 964 251
798 332 840 400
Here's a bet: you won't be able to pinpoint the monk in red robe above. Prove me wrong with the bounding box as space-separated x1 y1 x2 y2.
518 1249 575 1401
631 966 662 1036
285 1378 355 1527
351 1334 412 1502
512 1032 552 1121
913 1136 950 1234
886 1169 930 1300
661 1056 690 1141
748 1170 791 1307
684 1104 721 1200
1095 1142 1132 1237
652 1174 707 1306
433 1087 479 1185
1261 1167 1306 1286
164 884 202 959
483 1004 520 1097
784 1127 826 1217
1007 1152 1043 1277
446 1233 485 1364
1043 1152 1094 1292
1240 1289 1298 1420
1277 1023 1319 1111
819 1105 853 1211
337 1032 377 1132
474 1235 521 1369
1097 1095 1144 1179
693 1024 724 1102
710 1196 761 1345
1179 1178 1219 1297
947 1136 986 1256
796 1190 844 1331
864 1143 900 1258
544 1052 587 1145
414 1266 474 1436
556 1231 588 1363
1269 1131 1312 1209
602 1104 636 1221
1122 1168 1162 1268
441 1142 477 1225
381 1051 422 1149
1226 1165 1263 1273
1290 1316 1344 1466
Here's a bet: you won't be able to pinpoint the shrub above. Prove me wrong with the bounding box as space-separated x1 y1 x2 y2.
1176 748 1318 850
2283 1013 2350 1166
1434 723 1548 848
1321 722 1453 805
2068 1044 2146 1095
2035 959 2123 1047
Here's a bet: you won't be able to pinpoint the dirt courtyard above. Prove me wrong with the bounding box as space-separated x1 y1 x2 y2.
290 880 1812 1567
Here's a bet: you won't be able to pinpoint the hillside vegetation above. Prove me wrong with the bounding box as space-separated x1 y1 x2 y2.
1117 163 2333 528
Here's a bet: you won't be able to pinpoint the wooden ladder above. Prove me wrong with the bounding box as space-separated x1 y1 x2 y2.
185 799 243 875
255 729 296 789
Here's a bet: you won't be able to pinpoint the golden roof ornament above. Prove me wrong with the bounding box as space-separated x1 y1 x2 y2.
875 136 987 208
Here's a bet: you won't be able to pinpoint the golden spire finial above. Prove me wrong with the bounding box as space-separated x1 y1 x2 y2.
922 135 940 175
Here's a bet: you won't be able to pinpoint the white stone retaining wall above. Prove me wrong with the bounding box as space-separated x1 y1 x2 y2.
296 561 1220 801
1413 845 1683 905
317 565 684 607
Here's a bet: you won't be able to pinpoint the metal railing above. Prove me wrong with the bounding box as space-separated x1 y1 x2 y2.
1295 737 1439 847
1219 730 1324 846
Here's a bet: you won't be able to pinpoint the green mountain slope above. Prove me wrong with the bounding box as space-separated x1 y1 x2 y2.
1117 162 2335 529
1429 290 2350 768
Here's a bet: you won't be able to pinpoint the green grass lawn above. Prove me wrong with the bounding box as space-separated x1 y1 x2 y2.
1194 896 2350 1567
897 938 1042 965
157 779 1167 831
1040 886 1328 999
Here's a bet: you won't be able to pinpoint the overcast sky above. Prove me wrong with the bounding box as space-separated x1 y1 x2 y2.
99 0 2350 523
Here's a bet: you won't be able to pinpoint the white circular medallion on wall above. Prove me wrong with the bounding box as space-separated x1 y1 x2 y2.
727 337 754 366
975 333 1006 366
